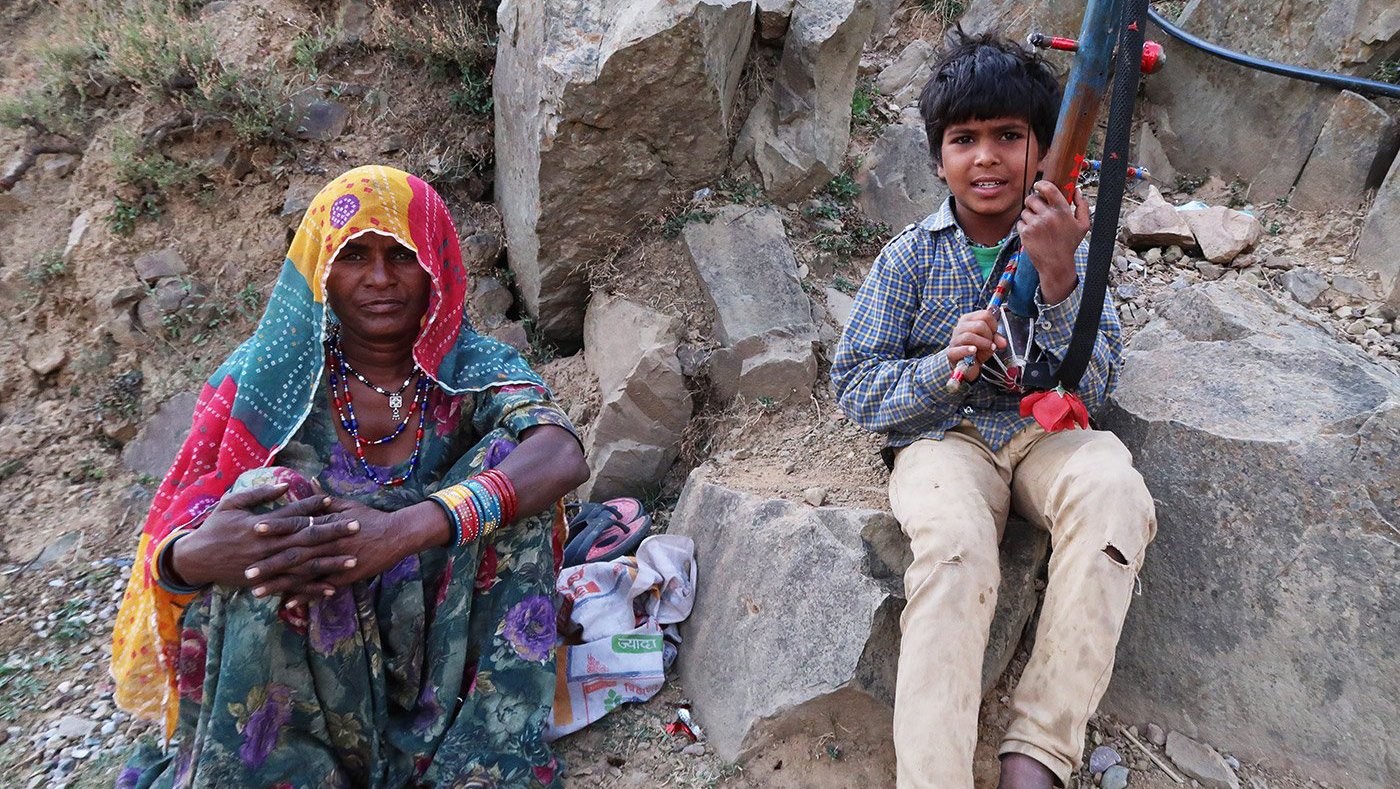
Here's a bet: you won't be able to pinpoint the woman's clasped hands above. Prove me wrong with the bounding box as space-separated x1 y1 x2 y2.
170 483 420 609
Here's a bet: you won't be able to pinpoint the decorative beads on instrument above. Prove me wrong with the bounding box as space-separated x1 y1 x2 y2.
429 469 519 548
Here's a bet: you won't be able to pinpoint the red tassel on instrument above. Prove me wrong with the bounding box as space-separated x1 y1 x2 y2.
1020 386 1090 432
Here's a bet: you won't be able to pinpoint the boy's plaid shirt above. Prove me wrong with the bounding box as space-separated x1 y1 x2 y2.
831 198 1123 457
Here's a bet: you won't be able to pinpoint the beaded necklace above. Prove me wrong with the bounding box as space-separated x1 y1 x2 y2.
326 330 429 487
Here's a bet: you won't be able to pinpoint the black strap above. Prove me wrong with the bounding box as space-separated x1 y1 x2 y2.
1057 0 1149 390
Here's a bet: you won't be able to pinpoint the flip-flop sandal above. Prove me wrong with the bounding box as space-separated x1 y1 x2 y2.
562 498 652 567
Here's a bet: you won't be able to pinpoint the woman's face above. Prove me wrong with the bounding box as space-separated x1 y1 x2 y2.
325 232 432 348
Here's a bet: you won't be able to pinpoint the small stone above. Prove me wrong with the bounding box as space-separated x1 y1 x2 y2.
1166 732 1239 789
133 249 187 284
280 182 319 220
69 747 90 760
1194 261 1227 281
1260 255 1293 270
1224 755 1240 771
486 320 530 353
1089 745 1122 774
377 134 407 154
1143 248 1163 265
1115 283 1141 300
1163 246 1184 264
56 681 73 695
291 95 350 141
41 154 78 179
24 344 67 376
1146 722 1166 746
1280 269 1329 308
1329 274 1371 299
461 231 503 268
471 277 514 321
1100 764 1130 789
1346 319 1367 336
682 742 705 756
100 721 116 736
803 487 827 507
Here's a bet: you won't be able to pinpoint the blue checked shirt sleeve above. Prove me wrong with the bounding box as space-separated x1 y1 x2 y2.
832 238 961 434
1032 241 1122 414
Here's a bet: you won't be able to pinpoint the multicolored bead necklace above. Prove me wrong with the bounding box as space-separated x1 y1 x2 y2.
326 329 429 487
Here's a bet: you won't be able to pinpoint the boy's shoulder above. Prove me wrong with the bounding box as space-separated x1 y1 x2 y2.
875 200 959 269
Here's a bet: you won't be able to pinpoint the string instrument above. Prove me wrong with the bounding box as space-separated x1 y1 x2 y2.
946 0 1160 428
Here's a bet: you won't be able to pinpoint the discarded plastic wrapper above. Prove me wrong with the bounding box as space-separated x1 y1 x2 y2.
665 706 704 742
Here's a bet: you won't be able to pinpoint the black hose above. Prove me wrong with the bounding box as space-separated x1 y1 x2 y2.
1058 0 1150 392
1147 7 1400 101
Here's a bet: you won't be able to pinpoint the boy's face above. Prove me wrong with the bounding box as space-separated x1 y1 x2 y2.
937 116 1045 238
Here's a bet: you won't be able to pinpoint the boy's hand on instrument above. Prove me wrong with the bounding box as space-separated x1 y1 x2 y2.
946 309 1007 381
1018 180 1090 304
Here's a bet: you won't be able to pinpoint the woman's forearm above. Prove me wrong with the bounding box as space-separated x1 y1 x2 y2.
495 425 590 517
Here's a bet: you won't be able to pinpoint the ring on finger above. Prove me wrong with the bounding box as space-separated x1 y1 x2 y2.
307 515 314 530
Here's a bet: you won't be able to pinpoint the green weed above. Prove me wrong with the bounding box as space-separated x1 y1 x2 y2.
108 194 162 236
661 209 716 239
714 175 766 206
0 662 46 721
824 171 861 205
1174 172 1206 194
1371 58 1399 85
292 24 342 83
1226 176 1248 208
66 457 108 485
851 79 882 131
920 0 967 26
22 251 69 288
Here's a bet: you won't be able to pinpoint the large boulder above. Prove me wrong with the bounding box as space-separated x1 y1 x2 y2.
1099 281 1400 789
494 0 755 348
671 469 1048 762
1355 152 1400 308
581 294 691 500
855 117 948 232
734 0 881 202
1290 90 1399 212
681 205 817 401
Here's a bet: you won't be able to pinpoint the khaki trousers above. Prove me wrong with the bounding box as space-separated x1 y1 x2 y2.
888 422 1156 788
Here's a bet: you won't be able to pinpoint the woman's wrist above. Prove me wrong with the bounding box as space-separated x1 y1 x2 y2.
396 501 453 553
165 531 208 589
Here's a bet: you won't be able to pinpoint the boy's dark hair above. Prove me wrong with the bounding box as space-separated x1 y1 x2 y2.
918 28 1063 164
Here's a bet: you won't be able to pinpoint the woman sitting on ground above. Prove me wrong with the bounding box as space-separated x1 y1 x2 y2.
110 165 589 788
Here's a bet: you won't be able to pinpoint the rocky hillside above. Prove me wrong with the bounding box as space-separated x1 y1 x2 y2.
1 0 1397 787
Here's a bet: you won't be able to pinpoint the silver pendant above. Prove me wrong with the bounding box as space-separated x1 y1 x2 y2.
389 393 403 420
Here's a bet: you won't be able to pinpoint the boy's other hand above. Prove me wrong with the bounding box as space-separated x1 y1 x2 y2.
946 309 1008 381
1018 180 1090 304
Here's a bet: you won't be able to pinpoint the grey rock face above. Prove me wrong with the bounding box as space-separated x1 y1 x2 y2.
1099 282 1400 789
671 469 1048 761
875 39 935 106
856 120 948 233
1164 732 1239 789
122 392 200 480
290 94 349 141
581 294 691 500
734 0 879 202
495 0 754 348
681 205 816 401
1290 90 1398 212
1355 152 1400 307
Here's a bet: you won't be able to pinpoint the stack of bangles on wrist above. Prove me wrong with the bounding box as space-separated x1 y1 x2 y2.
429 468 519 548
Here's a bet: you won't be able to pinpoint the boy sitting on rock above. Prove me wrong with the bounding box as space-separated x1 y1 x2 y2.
831 30 1157 789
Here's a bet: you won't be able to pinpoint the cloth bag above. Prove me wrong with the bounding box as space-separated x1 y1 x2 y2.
546 535 696 739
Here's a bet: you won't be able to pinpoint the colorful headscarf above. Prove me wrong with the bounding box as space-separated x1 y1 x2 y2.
110 165 543 734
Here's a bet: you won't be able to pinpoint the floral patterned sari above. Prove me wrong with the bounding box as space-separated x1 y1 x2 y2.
119 383 574 789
